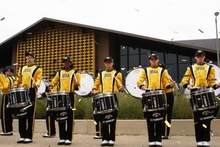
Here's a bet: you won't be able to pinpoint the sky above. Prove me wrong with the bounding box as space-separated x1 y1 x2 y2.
0 0 220 44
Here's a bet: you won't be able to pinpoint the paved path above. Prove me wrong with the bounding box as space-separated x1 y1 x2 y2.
0 132 219 147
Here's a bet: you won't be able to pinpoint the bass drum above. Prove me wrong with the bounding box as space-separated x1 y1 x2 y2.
125 68 145 99
209 63 220 96
37 79 50 98
75 72 94 97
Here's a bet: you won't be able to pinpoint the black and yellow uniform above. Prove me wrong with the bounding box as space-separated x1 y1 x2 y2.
137 66 172 144
44 84 59 137
50 67 80 143
92 69 123 143
162 86 174 138
181 62 218 143
15 64 42 142
0 74 15 134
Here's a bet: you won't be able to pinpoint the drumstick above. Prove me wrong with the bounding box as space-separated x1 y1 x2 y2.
20 104 33 112
168 74 179 90
113 76 129 93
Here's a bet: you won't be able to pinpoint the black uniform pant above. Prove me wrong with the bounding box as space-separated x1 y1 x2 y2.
94 114 102 136
18 88 37 139
162 92 174 137
101 110 118 141
58 92 74 141
1 94 13 133
146 117 163 142
45 111 56 135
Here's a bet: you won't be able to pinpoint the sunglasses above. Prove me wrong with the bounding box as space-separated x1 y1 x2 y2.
149 58 158 61
196 55 204 58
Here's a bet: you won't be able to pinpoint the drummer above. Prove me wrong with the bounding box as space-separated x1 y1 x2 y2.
0 66 15 136
14 52 43 144
91 56 124 146
180 50 220 147
136 53 176 147
49 56 80 145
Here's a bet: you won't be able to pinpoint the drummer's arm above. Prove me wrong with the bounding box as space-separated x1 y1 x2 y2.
14 68 22 87
0 73 11 92
74 72 81 90
209 67 220 89
91 74 101 94
34 68 43 88
180 67 192 89
50 72 59 90
137 70 147 90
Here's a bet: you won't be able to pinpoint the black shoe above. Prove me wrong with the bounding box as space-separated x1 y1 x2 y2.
0 132 13 136
93 135 102 139
43 133 56 138
57 140 65 145
17 138 25 143
162 136 168 139
23 138 33 144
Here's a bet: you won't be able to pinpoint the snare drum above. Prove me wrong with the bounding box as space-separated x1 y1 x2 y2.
190 88 218 111
7 88 31 108
125 68 145 98
93 93 118 115
142 90 166 112
75 72 94 97
46 91 71 111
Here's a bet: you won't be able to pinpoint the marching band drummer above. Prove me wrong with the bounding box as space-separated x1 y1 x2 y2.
43 72 58 138
180 50 220 147
91 56 124 146
0 67 15 136
158 62 175 139
49 56 80 145
14 52 43 144
137 53 176 147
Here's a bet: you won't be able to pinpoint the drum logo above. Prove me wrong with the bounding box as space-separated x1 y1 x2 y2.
152 112 161 118
202 110 211 116
105 114 113 119
60 111 67 116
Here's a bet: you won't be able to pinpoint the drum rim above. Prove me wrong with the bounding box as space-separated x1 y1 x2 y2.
47 91 69 96
93 93 114 99
8 87 28 93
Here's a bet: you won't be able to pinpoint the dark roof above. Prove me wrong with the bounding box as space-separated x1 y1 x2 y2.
0 17 217 53
175 39 220 52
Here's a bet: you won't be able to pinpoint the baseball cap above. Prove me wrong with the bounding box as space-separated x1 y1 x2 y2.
3 66 14 74
62 56 71 62
148 53 159 59
104 56 114 62
25 52 35 58
195 50 205 56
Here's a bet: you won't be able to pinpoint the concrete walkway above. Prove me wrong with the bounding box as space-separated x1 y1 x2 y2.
0 132 220 147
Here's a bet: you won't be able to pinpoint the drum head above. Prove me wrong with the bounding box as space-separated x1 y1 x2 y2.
125 68 145 99
209 63 220 96
37 80 46 98
75 73 94 97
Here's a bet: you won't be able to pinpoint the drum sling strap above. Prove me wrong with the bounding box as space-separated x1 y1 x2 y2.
143 67 165 89
189 64 212 88
99 70 119 93
58 69 77 93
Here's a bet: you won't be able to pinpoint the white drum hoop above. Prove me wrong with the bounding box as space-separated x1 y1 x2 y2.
75 72 94 97
125 68 145 99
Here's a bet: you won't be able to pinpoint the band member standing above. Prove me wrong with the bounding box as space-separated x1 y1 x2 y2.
49 56 80 145
137 54 176 147
0 67 15 135
158 63 175 139
14 52 43 144
181 50 220 147
91 56 124 146
43 72 58 138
